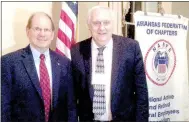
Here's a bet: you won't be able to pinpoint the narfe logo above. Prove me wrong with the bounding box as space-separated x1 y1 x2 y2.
144 40 176 86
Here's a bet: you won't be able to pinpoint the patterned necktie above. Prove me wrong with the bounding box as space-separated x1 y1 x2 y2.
93 46 106 120
39 54 51 122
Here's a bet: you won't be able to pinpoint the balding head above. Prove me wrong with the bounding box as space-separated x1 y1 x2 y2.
26 12 55 31
87 6 114 25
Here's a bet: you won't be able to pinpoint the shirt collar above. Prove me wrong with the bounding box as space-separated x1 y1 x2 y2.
91 38 113 51
30 44 50 60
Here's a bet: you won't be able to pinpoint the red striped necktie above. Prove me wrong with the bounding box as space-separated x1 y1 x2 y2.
39 54 51 122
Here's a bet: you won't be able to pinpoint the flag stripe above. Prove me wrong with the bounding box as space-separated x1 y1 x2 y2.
58 19 72 43
60 10 75 32
59 10 76 45
62 2 76 25
57 28 71 48
56 48 65 56
56 2 77 60
56 38 71 59
158 64 166 73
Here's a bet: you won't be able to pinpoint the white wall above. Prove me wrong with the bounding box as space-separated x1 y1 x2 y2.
1 2 99 55
172 2 189 120
172 2 189 44
78 2 98 41
1 2 189 56
2 2 52 55
172 2 189 79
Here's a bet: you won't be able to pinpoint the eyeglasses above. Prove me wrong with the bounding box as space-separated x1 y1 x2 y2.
31 27 52 33
92 20 111 27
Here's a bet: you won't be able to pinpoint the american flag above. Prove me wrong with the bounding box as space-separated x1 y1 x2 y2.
158 59 166 73
56 2 78 59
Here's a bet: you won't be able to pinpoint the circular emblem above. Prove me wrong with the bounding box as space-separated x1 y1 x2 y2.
144 40 176 86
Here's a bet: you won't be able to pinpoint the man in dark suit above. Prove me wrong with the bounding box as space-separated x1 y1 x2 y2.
71 6 149 122
1 12 77 122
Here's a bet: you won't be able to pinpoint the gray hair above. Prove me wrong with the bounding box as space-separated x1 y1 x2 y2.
87 5 114 25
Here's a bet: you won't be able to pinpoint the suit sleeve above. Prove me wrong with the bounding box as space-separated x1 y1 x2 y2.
70 47 80 120
1 56 12 122
134 42 149 122
67 60 78 122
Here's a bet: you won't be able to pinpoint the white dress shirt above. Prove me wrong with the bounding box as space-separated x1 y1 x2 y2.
30 45 53 102
91 39 113 121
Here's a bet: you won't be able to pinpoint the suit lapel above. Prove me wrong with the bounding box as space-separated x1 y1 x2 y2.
111 35 123 108
21 45 43 100
81 38 94 100
50 50 61 109
22 46 61 109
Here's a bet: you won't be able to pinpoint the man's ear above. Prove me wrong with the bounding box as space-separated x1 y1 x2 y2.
26 28 30 37
51 31 55 41
87 23 92 31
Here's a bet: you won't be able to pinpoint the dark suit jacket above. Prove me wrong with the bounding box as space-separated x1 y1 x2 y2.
71 34 149 122
1 45 77 122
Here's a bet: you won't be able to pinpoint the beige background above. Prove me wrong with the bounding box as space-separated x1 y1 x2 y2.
3 2 187 56
1 2 189 67
2 2 98 55
1 2 189 120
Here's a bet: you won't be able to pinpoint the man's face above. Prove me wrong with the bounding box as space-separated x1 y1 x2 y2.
88 8 113 46
26 14 54 50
